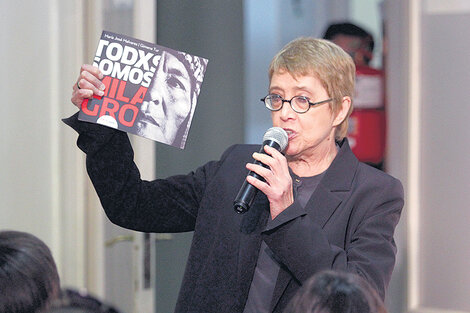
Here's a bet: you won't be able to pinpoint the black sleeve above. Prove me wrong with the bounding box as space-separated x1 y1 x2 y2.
63 113 225 233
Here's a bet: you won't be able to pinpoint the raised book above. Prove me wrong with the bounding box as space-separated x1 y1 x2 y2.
78 30 208 149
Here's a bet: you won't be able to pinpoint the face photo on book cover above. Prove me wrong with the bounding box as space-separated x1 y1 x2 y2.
134 49 208 149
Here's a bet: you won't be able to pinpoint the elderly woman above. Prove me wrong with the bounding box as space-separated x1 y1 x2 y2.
66 37 403 313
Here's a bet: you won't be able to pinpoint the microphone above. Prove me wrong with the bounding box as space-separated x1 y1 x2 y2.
233 127 288 214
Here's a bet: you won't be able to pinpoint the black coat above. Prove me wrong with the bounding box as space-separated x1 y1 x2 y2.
64 113 404 313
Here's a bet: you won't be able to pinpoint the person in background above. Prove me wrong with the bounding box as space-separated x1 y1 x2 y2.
67 37 403 313
323 22 375 67
324 22 386 171
284 270 387 313
0 230 61 313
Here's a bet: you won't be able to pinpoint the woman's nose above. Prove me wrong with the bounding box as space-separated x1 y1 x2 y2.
279 100 296 120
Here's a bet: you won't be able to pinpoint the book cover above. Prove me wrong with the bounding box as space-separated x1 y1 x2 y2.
78 30 208 149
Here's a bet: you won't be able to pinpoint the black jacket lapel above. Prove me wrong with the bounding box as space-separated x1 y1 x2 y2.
269 139 358 312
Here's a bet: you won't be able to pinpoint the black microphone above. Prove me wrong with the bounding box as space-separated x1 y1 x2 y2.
234 127 288 214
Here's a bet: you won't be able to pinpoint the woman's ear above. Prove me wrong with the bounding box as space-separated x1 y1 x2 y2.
333 96 352 127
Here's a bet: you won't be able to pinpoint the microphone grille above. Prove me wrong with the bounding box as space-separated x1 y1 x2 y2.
263 127 288 151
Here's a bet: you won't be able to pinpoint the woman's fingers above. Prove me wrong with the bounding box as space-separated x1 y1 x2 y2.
245 145 291 195
71 65 105 108
246 145 293 218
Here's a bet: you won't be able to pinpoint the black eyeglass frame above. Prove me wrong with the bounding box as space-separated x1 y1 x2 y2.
260 95 333 114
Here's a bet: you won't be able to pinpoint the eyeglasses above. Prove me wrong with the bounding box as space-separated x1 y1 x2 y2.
261 94 333 114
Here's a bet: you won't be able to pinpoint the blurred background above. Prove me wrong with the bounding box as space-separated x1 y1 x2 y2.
1 0 470 312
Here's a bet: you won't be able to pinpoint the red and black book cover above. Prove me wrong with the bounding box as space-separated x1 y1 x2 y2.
78 30 208 149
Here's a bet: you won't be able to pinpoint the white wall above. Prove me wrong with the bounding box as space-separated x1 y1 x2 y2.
384 0 410 311
387 1 470 312
412 1 470 312
0 0 87 287
0 2 157 311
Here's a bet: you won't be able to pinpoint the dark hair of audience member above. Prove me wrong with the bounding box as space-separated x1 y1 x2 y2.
323 22 375 52
284 270 387 313
48 288 122 313
0 230 60 313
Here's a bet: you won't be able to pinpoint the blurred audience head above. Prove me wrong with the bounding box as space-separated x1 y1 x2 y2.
285 270 387 313
0 230 60 313
48 288 122 313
